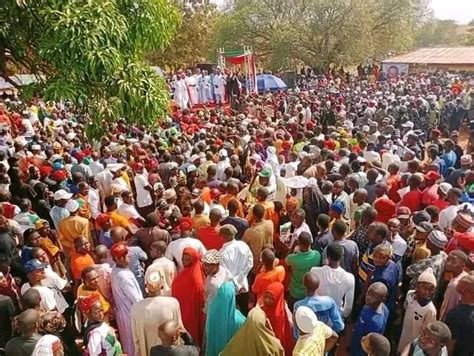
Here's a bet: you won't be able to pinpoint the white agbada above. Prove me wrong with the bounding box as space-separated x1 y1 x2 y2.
214 74 226 96
173 78 189 109
185 75 199 106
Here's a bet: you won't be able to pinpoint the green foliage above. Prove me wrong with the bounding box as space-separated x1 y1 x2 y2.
146 4 219 70
414 19 461 47
213 0 425 71
0 0 180 139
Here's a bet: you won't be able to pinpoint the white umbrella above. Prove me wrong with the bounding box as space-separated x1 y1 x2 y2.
282 176 309 189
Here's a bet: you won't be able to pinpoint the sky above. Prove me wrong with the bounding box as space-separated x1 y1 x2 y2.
210 0 474 24
430 0 474 24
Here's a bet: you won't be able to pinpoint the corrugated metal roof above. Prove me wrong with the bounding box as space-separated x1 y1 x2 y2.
382 47 474 65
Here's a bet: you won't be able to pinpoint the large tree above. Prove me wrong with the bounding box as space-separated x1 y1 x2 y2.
146 4 219 71
0 0 180 138
213 0 427 71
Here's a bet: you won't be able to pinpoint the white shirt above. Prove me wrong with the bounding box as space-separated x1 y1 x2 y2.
311 265 355 318
21 283 57 311
220 240 253 292
145 257 177 296
289 222 313 247
111 177 128 192
42 266 69 313
165 237 207 271
88 188 101 219
391 233 408 259
89 160 104 177
214 75 226 95
439 204 472 230
96 170 113 197
134 173 153 208
118 203 144 221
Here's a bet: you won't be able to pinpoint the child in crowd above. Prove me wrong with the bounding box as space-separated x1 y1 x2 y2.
398 267 438 353
252 248 285 304
368 244 400 314
361 333 391 356
351 282 389 356
70 236 94 290
96 213 113 248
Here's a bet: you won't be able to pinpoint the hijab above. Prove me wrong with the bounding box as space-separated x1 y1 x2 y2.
221 306 284 356
205 282 245 356
261 282 295 355
171 247 205 345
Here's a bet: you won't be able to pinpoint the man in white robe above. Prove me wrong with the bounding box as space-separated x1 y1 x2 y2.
214 71 226 105
173 73 189 110
185 70 199 107
110 244 143 356
131 271 184 356
198 71 209 105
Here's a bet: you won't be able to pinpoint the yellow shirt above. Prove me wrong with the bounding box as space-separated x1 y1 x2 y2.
77 285 110 313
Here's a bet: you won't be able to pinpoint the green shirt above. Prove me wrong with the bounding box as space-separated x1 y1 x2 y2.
286 250 321 299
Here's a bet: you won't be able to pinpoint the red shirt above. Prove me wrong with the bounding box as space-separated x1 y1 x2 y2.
431 199 449 211
400 190 422 213
196 225 224 250
387 174 402 203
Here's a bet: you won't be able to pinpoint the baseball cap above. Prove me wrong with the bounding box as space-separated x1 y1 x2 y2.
413 211 431 225
34 219 49 230
54 189 72 201
424 171 441 181
163 189 177 200
401 121 414 129
461 154 472 166
438 182 452 196
110 243 128 258
258 168 272 178
24 259 47 274
415 221 433 233
180 217 194 231
396 207 411 219
65 200 79 213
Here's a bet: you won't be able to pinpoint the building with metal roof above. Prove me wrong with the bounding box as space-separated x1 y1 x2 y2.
381 47 474 74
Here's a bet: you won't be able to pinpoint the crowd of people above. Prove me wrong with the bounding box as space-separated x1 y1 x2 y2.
0 68 473 356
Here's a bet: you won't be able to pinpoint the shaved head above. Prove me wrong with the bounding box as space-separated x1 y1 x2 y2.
303 272 320 295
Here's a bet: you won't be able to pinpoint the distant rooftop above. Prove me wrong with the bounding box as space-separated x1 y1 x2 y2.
382 47 474 65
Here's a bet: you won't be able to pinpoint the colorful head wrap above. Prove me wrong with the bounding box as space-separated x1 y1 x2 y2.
78 293 101 314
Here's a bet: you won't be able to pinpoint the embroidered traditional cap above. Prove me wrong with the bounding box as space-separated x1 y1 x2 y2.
417 267 437 287
427 230 448 248
202 249 221 264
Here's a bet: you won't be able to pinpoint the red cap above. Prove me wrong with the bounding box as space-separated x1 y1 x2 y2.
457 232 474 251
431 128 441 135
110 243 128 258
424 170 441 181
75 151 85 162
51 170 67 182
39 165 53 177
180 217 193 231
95 213 111 229
210 189 221 199
78 294 101 314
397 206 411 219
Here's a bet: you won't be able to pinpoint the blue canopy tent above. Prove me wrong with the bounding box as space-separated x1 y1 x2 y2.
256 74 287 92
